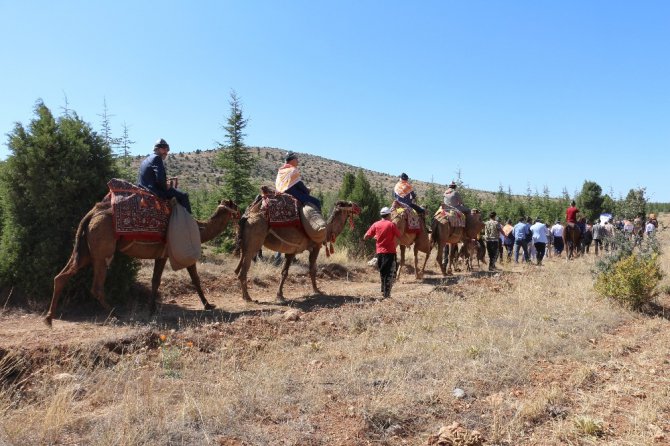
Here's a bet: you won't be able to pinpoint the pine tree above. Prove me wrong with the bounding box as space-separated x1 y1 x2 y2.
0 101 138 303
216 91 257 206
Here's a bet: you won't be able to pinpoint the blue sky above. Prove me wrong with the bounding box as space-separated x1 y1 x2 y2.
1 1 669 201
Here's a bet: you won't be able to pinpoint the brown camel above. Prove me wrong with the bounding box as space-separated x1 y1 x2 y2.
45 199 240 326
431 210 484 275
234 200 360 302
391 208 431 280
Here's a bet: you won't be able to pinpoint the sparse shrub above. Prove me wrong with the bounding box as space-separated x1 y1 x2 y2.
593 232 662 309
594 254 662 309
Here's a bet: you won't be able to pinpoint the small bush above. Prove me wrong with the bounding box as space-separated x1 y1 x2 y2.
594 253 662 309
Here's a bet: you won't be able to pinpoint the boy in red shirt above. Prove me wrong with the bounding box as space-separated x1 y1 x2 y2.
364 207 401 298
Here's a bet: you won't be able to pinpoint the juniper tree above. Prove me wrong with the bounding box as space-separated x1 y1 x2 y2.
0 101 138 303
577 180 604 222
336 170 381 257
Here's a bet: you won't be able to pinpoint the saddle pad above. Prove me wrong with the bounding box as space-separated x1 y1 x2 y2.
262 193 301 228
392 202 422 233
434 206 465 228
108 178 170 241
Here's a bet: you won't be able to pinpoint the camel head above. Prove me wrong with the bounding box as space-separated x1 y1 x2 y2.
198 199 240 243
324 201 361 256
216 199 241 219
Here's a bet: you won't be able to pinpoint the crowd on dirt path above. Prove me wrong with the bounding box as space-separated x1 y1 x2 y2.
363 173 663 299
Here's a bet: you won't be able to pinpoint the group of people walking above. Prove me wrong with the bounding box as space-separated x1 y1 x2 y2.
138 143 659 300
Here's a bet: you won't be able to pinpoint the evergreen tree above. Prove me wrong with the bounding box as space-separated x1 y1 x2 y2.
337 170 381 257
620 187 647 219
216 91 256 206
601 194 616 215
338 172 356 200
577 180 604 222
0 101 138 303
98 98 121 151
114 122 136 181
423 178 442 215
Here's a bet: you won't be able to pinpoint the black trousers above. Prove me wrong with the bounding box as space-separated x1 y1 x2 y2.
486 240 499 268
377 253 397 298
534 242 546 264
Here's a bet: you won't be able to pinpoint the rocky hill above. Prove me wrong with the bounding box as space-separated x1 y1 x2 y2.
129 146 477 199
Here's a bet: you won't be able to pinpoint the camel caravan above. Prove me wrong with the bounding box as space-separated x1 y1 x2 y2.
45 144 488 326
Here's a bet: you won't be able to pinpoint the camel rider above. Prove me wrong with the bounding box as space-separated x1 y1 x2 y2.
565 200 580 233
138 138 191 213
275 152 321 211
443 181 470 213
393 173 425 216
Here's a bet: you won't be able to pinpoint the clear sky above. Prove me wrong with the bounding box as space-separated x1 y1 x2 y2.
1 1 669 200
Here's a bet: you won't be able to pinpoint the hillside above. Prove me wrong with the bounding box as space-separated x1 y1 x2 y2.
129 146 486 200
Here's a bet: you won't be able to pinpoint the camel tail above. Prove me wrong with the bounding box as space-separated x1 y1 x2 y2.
72 206 98 262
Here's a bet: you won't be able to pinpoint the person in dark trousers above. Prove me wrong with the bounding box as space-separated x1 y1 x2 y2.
364 206 401 298
138 138 191 213
483 211 503 271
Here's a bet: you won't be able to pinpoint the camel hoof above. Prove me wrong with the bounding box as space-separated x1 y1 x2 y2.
276 295 286 303
313 288 324 295
204 303 216 311
44 316 53 328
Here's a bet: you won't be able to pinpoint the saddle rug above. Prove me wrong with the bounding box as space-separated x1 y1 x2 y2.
392 202 422 233
108 178 171 241
434 206 466 228
262 192 301 228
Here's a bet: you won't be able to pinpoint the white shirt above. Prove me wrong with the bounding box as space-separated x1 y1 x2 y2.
551 224 563 237
646 222 656 234
530 222 548 243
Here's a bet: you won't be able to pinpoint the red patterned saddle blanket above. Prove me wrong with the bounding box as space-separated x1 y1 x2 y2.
434 205 466 228
391 201 422 233
261 192 301 228
108 178 171 241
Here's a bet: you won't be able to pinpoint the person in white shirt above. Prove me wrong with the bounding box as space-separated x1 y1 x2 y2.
645 220 656 237
530 218 549 265
551 220 564 257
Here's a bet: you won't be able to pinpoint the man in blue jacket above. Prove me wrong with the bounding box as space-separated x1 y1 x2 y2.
138 138 191 213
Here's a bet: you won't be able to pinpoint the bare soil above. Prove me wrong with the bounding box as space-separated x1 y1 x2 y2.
1 253 669 445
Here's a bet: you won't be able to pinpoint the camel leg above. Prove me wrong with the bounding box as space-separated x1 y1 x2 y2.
413 245 420 279
308 246 322 295
418 246 430 280
276 254 295 302
236 254 255 302
186 263 216 310
147 258 168 314
397 245 405 281
90 258 113 313
436 243 447 276
45 253 91 327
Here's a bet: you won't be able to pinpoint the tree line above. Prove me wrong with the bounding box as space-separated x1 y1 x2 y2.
1 95 667 307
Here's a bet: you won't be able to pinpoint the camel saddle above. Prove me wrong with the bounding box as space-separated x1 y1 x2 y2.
260 189 302 228
434 204 466 228
107 178 171 242
391 201 422 233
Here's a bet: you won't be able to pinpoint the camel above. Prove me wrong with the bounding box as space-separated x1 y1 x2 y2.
234 200 360 302
45 199 240 326
563 223 582 260
390 206 431 280
431 210 484 275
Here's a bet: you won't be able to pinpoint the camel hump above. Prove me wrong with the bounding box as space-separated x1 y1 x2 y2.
300 203 327 244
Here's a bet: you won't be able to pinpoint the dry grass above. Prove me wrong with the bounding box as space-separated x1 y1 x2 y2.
2 222 670 444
